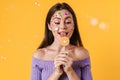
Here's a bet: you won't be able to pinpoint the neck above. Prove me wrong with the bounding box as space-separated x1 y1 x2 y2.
50 39 69 52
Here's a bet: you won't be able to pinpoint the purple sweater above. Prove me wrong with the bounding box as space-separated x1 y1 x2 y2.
31 57 92 80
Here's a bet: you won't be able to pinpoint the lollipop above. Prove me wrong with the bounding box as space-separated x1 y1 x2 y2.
60 37 69 46
60 37 69 68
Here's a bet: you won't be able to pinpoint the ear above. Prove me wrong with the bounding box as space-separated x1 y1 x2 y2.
48 23 52 31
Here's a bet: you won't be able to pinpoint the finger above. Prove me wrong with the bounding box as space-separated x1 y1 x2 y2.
56 54 73 64
54 61 66 68
60 51 68 54
54 57 67 63
58 54 73 61
57 53 70 59
55 58 72 67
60 52 73 58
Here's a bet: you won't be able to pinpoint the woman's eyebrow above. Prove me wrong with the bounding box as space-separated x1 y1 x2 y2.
51 16 72 21
65 16 72 20
52 17 61 20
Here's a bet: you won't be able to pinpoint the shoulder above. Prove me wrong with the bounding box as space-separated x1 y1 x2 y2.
33 48 45 60
74 46 90 61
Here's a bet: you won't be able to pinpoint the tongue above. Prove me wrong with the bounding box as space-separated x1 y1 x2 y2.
60 32 66 37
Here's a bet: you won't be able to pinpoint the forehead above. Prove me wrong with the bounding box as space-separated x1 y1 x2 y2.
51 9 73 19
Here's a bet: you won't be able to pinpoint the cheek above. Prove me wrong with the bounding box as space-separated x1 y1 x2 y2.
68 24 74 30
50 24 59 34
51 26 58 31
50 23 58 31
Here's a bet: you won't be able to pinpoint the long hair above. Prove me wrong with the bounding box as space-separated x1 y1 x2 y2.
38 2 83 49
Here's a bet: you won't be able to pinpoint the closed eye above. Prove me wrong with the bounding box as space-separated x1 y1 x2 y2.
54 22 60 24
65 22 72 24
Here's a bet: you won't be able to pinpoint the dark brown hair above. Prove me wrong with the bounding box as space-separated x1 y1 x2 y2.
38 2 83 49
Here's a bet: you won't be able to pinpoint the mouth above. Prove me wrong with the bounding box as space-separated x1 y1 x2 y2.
58 32 68 37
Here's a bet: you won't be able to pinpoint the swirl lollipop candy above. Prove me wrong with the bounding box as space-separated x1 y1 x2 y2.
60 37 69 46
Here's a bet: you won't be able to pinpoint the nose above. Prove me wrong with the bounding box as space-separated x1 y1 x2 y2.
60 22 67 30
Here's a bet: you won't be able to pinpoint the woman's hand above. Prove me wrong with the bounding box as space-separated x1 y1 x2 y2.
54 51 73 74
48 49 74 80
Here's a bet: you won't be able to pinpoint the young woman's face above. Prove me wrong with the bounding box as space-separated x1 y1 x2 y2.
49 9 74 40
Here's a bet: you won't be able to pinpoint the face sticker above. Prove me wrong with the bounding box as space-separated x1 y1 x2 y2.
58 11 61 15
64 11 69 15
55 11 62 17
54 27 58 31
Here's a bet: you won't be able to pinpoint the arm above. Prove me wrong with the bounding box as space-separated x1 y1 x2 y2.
47 69 62 80
48 55 64 80
81 58 92 80
66 68 80 80
31 57 42 80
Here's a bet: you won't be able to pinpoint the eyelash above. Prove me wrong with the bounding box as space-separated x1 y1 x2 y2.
54 22 60 24
65 22 71 24
54 22 71 25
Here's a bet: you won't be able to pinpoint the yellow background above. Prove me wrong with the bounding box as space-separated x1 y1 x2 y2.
0 0 120 80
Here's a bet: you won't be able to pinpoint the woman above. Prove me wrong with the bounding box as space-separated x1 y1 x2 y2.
31 2 92 80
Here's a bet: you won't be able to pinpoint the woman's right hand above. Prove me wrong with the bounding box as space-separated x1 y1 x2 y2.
48 54 64 80
54 54 64 76
54 51 72 75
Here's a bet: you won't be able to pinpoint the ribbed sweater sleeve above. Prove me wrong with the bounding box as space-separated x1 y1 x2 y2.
80 58 92 80
31 57 42 80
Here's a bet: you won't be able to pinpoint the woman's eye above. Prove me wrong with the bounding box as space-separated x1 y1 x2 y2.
65 22 71 24
54 22 60 24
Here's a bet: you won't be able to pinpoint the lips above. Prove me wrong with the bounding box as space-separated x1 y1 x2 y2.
58 32 68 37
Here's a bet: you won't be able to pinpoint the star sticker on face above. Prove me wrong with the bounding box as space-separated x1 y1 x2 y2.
65 11 69 15
57 11 62 17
